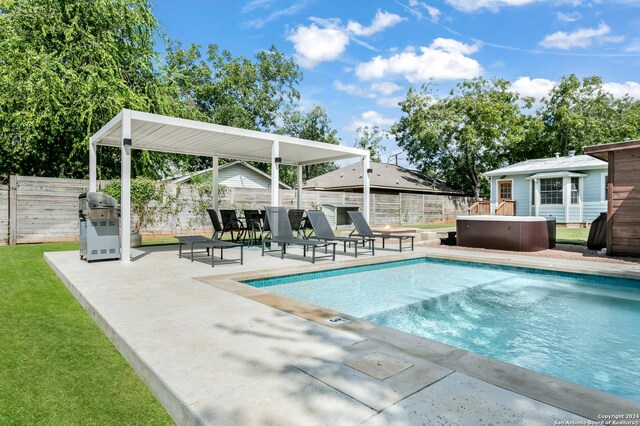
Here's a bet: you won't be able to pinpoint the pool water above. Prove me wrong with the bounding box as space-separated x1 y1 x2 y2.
246 258 640 402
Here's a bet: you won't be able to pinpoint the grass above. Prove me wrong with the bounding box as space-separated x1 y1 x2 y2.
0 243 172 425
556 227 590 245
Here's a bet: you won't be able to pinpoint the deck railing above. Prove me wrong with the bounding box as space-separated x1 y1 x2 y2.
495 200 516 216
467 200 491 215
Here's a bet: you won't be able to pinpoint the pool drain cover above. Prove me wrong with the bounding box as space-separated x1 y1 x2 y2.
326 317 350 325
345 352 414 381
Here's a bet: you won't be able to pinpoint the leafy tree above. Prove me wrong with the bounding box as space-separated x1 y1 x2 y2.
0 0 178 181
354 126 386 163
392 78 532 198
275 105 340 185
157 41 303 175
534 74 640 157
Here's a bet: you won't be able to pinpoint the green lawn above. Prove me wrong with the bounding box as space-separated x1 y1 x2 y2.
556 227 590 245
0 243 172 425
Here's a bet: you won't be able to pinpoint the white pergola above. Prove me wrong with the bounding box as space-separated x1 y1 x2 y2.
89 109 371 263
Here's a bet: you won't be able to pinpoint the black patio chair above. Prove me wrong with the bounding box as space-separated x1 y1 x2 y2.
348 210 415 252
306 210 374 258
288 209 306 239
262 207 336 263
243 209 263 246
220 209 245 242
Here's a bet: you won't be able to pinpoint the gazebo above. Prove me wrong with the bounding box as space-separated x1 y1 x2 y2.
89 109 371 263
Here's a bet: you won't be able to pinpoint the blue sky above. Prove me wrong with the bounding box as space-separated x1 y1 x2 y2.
153 0 640 167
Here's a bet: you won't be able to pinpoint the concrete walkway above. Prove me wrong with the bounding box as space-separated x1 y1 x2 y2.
45 244 639 425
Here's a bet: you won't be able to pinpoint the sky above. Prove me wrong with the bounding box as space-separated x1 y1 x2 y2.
152 0 640 168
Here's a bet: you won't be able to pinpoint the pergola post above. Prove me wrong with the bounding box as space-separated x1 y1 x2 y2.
297 164 303 210
271 140 280 206
89 137 97 192
211 156 219 210
120 109 132 264
363 155 371 222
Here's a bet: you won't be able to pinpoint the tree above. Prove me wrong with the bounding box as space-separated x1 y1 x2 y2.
534 74 640 157
276 105 341 185
354 126 386 163
392 78 532 198
0 0 177 181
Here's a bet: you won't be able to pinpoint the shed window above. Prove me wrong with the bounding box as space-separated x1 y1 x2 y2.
603 174 608 201
570 177 580 204
540 178 563 205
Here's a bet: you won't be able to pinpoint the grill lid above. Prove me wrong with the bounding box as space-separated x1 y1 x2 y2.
81 192 118 209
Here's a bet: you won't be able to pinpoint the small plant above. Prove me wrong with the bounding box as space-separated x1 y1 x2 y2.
103 178 164 231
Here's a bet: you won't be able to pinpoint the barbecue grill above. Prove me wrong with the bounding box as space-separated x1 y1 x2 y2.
79 192 120 262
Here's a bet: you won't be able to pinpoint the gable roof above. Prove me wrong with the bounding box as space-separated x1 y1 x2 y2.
168 160 292 189
484 154 607 177
304 161 462 194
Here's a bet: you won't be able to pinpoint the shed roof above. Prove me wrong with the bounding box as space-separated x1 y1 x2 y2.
168 160 292 189
584 139 640 161
304 161 462 194
484 154 607 177
90 109 368 165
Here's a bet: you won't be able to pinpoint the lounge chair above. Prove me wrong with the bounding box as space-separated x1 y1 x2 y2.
348 210 415 252
178 212 244 268
262 207 336 263
306 210 374 258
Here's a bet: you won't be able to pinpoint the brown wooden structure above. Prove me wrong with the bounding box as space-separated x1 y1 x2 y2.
584 140 640 257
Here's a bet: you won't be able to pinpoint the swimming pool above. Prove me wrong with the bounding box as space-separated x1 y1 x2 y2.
245 258 640 402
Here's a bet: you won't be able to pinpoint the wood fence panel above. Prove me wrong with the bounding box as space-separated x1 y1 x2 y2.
5 176 473 243
0 185 8 245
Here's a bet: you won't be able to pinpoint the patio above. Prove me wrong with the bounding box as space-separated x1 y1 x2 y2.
45 244 640 425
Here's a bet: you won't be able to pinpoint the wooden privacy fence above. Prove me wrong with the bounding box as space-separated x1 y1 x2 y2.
0 176 473 245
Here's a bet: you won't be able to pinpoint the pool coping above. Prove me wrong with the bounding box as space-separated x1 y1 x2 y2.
196 249 640 420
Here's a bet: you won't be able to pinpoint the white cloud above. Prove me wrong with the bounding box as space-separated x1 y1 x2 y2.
407 0 442 22
347 110 396 131
371 82 403 95
430 37 480 55
346 10 405 37
333 80 375 98
510 77 640 100
287 22 350 68
445 0 539 13
625 39 640 52
355 38 482 83
511 77 556 100
245 2 308 28
540 23 622 50
376 96 405 108
287 11 404 68
602 81 640 99
556 11 581 22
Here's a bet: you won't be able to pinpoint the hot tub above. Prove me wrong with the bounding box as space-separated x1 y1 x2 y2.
456 216 556 252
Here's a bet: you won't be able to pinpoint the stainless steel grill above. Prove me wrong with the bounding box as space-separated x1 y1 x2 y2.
79 192 120 262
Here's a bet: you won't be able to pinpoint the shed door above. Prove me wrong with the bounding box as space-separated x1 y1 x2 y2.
497 180 513 203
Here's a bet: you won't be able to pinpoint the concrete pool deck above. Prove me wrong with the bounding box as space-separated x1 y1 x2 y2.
45 244 640 425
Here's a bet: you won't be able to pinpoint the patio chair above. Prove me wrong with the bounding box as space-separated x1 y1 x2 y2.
243 209 263 246
306 210 374 258
288 209 306 239
348 210 415 252
220 209 245 242
262 207 336 263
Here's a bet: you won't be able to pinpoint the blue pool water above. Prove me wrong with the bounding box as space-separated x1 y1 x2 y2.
246 258 640 402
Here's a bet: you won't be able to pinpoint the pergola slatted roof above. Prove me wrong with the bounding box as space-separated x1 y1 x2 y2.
91 110 367 165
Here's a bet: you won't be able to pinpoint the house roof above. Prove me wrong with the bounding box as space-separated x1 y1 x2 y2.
484 154 607 177
168 160 292 189
584 139 640 161
304 161 462 194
